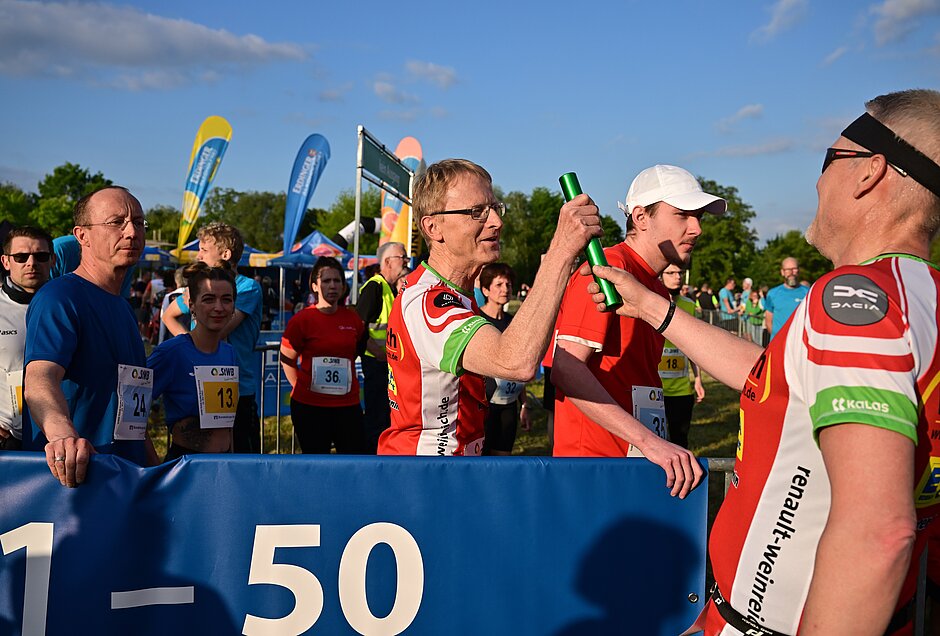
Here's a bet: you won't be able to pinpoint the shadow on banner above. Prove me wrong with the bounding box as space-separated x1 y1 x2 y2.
0 453 707 635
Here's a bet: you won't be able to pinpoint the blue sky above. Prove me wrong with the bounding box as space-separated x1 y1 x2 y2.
1 0 939 243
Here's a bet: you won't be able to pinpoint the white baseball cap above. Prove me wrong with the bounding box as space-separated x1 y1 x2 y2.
617 165 727 218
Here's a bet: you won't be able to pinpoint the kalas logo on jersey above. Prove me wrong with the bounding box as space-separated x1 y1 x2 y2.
830 397 890 414
822 274 888 326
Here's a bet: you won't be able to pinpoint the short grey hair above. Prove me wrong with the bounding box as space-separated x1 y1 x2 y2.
377 241 405 265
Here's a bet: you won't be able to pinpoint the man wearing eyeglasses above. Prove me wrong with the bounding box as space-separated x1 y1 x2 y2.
357 241 408 454
763 256 807 341
377 158 602 456
0 226 55 451
589 89 940 636
23 186 155 487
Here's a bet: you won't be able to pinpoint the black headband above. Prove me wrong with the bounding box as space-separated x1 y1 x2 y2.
841 112 940 199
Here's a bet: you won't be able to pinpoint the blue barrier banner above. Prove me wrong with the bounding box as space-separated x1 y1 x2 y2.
256 331 291 418
0 454 707 635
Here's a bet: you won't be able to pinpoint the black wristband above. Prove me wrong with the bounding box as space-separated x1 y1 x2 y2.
655 300 676 334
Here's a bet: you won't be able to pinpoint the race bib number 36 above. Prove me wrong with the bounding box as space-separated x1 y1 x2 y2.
311 357 352 396
114 364 153 441
195 366 239 429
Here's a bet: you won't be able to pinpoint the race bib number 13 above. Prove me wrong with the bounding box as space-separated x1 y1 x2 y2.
195 365 239 429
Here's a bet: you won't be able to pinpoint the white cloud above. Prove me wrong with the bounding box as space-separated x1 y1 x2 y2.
717 104 764 133
0 0 306 88
750 0 809 43
378 109 420 122
405 60 457 89
821 46 849 65
871 0 940 45
318 82 352 102
688 139 795 159
373 80 418 105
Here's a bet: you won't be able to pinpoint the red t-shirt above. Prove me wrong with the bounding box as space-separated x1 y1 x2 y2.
280 306 364 408
552 243 669 457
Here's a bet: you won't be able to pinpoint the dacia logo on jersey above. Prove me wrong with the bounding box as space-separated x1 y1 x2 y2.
915 457 940 509
822 274 888 326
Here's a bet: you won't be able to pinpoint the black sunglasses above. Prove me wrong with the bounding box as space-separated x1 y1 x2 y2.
822 147 908 177
821 148 875 174
6 252 52 264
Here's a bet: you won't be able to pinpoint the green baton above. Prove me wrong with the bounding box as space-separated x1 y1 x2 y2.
559 172 622 311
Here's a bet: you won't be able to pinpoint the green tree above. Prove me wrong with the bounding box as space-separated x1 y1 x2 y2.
29 163 113 236
0 182 36 225
499 186 624 286
30 196 74 237
688 178 759 289
200 189 287 252
144 204 182 247
752 230 831 289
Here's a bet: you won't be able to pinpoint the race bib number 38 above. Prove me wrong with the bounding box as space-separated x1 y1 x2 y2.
114 364 153 441
195 366 239 429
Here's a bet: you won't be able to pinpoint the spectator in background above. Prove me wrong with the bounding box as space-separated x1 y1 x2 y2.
260 276 277 330
718 277 737 321
161 222 263 453
281 257 365 454
658 264 703 450
763 256 808 340
478 263 531 455
357 241 407 454
742 289 765 345
157 267 187 345
148 263 239 459
696 282 718 317
0 226 55 450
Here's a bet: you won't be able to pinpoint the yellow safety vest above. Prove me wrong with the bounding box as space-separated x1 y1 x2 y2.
362 274 394 359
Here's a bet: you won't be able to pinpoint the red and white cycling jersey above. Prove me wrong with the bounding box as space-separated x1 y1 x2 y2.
705 255 940 635
377 263 489 456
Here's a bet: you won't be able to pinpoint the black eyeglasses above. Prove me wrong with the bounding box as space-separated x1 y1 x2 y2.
428 202 506 221
78 217 149 231
6 252 52 263
822 147 908 176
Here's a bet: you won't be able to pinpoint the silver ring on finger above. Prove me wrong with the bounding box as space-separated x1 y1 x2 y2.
54 456 66 462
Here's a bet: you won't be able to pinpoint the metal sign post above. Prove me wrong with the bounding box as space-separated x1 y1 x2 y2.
352 126 414 302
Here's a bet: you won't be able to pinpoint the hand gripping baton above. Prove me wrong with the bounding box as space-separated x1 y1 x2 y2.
558 172 622 311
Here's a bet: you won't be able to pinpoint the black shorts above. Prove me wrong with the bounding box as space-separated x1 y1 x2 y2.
483 403 518 454
290 399 364 454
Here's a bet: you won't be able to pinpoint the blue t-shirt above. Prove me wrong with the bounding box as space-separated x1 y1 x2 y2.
24 273 147 464
764 283 809 340
718 287 737 319
176 274 262 396
147 334 237 432
52 235 134 299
